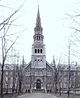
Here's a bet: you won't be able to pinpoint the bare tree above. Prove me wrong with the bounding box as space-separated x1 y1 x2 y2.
17 56 25 94
65 12 80 98
0 5 23 98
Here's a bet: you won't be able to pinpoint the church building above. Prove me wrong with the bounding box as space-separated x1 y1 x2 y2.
1 6 80 95
23 6 55 93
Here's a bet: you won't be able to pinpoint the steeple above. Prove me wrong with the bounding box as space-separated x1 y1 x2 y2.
31 6 46 69
36 5 41 27
34 6 43 34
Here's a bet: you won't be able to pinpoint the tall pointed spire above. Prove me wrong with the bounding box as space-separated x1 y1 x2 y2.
34 5 43 34
36 5 41 27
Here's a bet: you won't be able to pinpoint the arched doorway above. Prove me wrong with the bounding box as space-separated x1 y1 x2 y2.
36 79 41 89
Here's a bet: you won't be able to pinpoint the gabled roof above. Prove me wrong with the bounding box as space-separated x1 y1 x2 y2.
24 61 31 69
46 61 54 69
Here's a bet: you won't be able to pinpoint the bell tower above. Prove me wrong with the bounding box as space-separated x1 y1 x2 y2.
31 6 46 68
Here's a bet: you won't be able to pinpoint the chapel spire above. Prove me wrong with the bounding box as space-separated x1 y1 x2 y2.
36 5 41 27
34 6 43 34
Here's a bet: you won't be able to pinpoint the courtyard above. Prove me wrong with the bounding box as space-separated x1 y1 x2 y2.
0 92 80 98
16 93 80 98
17 93 58 98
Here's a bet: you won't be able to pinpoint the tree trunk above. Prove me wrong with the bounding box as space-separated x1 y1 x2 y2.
1 60 4 98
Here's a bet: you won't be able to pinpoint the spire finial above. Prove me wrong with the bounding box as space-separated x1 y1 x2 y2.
38 5 39 9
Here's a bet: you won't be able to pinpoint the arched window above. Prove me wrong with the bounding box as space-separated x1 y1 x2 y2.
37 36 38 40
39 36 40 40
38 49 39 53
35 49 37 53
41 49 42 53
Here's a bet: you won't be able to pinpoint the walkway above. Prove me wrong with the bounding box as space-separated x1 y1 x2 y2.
17 93 57 98
0 93 80 98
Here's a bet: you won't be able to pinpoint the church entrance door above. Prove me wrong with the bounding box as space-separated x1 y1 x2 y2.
36 79 41 89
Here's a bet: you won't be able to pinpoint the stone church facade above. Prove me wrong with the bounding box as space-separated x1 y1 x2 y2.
23 7 55 93
0 7 80 94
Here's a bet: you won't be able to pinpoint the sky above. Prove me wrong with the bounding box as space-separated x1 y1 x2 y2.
0 0 80 64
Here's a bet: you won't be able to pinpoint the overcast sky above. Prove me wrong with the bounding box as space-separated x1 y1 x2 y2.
0 0 80 64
